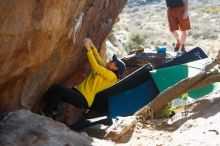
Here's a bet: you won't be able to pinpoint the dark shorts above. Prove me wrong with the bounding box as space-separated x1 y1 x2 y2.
167 7 191 31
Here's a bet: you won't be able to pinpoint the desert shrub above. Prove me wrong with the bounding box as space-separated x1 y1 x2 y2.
135 21 142 27
155 104 175 118
198 6 220 14
131 33 145 45
125 33 145 53
113 24 121 31
192 32 218 40
150 41 155 45
132 7 139 13
138 0 162 4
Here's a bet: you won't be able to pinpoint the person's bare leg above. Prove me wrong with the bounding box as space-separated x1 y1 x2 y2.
171 31 180 41
180 31 187 52
171 31 180 51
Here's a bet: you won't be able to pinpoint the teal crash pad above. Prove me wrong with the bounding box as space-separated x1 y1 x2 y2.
150 58 220 99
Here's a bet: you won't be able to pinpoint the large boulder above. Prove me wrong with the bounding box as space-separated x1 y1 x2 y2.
0 0 128 115
0 110 113 146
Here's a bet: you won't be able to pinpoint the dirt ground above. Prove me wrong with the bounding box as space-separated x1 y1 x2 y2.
109 92 220 146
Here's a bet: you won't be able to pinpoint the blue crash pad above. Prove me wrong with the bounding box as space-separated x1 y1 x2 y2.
108 79 159 118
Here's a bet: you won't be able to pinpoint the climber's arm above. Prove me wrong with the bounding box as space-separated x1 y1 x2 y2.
84 38 105 66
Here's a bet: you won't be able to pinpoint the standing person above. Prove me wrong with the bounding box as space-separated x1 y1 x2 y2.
166 0 191 53
43 38 126 125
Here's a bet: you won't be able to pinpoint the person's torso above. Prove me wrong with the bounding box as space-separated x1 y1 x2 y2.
166 0 185 8
75 71 117 107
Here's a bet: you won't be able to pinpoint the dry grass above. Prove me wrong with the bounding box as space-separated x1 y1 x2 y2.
198 6 220 14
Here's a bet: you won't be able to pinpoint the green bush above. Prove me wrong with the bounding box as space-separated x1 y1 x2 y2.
125 33 145 53
155 104 175 118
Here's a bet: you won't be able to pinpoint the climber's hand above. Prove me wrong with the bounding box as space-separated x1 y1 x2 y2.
84 38 92 51
182 10 189 19
89 40 96 49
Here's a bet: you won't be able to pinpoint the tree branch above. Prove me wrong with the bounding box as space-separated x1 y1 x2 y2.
137 50 220 116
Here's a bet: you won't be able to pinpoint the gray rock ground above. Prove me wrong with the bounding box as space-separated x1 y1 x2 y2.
0 110 113 146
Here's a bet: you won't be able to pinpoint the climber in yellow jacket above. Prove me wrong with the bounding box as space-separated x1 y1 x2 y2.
75 38 120 107
43 38 126 123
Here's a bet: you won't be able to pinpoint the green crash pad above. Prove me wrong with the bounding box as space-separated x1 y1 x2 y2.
150 58 220 99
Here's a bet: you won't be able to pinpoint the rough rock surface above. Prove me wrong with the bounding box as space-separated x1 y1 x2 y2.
0 110 113 146
0 0 127 114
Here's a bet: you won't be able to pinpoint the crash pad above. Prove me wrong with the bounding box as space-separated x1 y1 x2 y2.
108 79 159 118
150 58 220 99
90 64 153 112
69 48 210 130
157 47 208 69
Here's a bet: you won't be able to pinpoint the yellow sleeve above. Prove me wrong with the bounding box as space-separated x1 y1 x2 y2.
91 47 105 67
87 50 116 80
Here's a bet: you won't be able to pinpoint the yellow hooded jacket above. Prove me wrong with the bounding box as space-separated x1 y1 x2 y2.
75 48 117 107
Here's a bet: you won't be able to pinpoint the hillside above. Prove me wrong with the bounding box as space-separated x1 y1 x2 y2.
114 0 220 58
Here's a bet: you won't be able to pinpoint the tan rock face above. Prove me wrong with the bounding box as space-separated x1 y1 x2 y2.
0 0 128 114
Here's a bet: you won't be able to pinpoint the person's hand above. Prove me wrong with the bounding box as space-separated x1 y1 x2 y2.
89 39 96 49
183 10 189 19
84 38 92 51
